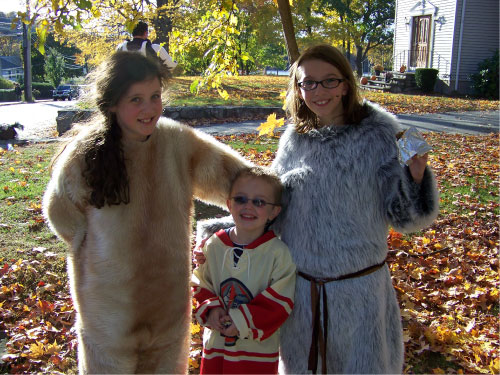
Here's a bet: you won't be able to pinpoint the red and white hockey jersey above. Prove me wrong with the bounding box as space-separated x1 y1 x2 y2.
192 229 296 374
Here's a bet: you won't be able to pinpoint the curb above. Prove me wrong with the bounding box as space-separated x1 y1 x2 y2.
55 105 285 135
0 99 53 107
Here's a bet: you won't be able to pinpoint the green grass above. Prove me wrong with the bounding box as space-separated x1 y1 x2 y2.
169 96 281 107
0 142 65 260
224 137 280 153
408 351 462 374
167 76 287 107
438 176 499 216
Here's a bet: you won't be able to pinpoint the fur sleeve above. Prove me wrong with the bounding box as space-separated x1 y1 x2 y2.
42 141 88 250
181 125 252 208
378 157 439 233
364 101 439 232
195 216 234 246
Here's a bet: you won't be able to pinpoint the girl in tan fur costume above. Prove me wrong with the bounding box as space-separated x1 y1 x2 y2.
43 52 250 374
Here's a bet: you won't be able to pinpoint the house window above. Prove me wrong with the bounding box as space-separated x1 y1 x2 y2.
410 15 431 68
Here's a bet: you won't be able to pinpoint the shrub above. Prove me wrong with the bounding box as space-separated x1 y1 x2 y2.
0 77 15 89
0 89 17 102
470 50 499 99
31 82 55 99
415 68 439 92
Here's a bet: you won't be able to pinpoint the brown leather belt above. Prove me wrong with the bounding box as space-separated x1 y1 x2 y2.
298 259 387 374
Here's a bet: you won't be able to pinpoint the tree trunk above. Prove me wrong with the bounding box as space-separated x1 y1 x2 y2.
22 22 33 102
347 39 351 64
355 45 364 77
152 0 175 53
276 0 300 65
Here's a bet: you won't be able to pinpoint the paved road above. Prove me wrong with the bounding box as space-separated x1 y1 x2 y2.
198 110 499 136
0 99 75 141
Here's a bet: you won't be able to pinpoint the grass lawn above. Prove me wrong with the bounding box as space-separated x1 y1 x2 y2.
167 76 500 115
0 129 498 374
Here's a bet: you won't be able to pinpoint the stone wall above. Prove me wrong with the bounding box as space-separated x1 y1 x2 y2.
56 106 285 135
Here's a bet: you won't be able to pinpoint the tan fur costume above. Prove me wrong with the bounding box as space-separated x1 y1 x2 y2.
43 118 251 374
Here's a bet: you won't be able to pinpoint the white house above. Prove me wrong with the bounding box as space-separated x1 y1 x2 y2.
0 56 23 81
393 0 499 94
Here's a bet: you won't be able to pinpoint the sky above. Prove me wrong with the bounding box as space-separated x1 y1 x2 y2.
1 0 25 14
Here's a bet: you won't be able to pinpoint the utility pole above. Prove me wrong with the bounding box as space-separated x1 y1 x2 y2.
22 0 33 102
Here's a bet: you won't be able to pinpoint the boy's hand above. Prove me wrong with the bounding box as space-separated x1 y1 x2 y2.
220 316 239 337
206 307 226 332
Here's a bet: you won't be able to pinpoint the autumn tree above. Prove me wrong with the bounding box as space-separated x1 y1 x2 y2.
0 12 22 58
17 0 301 95
0 36 21 57
44 48 65 87
318 0 395 75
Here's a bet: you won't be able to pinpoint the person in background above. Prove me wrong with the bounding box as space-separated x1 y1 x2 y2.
192 167 296 374
117 21 178 71
14 83 22 101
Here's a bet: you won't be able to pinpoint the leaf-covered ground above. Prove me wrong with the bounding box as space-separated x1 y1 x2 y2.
0 131 498 374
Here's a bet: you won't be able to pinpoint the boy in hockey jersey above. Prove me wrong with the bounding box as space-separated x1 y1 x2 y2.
192 167 296 374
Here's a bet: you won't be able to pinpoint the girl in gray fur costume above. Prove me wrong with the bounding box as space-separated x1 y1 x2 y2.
196 44 439 374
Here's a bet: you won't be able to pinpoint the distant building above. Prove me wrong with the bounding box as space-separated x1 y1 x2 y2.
0 14 23 82
0 56 23 81
393 0 499 94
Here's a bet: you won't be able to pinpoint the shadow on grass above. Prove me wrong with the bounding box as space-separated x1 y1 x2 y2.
407 349 463 373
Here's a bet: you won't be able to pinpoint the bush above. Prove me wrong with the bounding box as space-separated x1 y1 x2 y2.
0 77 15 90
31 82 55 99
470 50 499 99
0 89 17 102
415 68 439 92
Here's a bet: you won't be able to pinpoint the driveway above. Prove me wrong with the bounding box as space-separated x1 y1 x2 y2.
197 110 499 136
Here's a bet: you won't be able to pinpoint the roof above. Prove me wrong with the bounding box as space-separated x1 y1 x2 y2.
0 56 22 70
0 16 22 37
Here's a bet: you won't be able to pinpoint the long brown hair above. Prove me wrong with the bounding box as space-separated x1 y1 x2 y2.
285 44 367 133
58 52 169 208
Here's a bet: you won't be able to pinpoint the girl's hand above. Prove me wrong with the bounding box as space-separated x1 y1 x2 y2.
193 249 207 266
192 237 209 266
408 153 428 184
206 307 226 332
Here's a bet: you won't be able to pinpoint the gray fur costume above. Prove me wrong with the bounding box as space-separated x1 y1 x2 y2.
198 101 439 374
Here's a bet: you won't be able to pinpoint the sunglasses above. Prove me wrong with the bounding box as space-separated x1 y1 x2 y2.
231 196 280 208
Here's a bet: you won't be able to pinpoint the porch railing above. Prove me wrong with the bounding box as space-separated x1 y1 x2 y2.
392 50 450 76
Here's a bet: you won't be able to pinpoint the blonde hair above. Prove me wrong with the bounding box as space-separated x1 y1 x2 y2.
285 44 367 133
230 167 283 205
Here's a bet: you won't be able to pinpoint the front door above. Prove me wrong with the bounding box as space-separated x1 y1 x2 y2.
410 15 431 67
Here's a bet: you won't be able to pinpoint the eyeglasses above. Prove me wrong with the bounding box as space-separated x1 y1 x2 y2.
231 196 280 208
297 78 345 91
